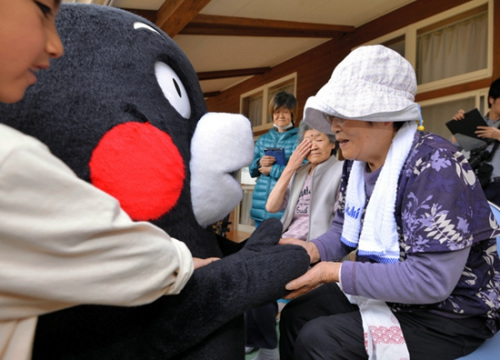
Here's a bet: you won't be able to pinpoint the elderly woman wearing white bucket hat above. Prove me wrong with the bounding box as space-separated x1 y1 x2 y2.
278 45 500 360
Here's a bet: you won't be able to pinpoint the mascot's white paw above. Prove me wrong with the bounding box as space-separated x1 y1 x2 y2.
190 112 254 227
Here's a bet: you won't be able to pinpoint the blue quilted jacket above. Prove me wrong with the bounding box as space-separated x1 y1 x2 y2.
249 127 299 223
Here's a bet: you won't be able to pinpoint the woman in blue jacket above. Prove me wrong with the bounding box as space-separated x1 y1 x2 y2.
249 91 299 227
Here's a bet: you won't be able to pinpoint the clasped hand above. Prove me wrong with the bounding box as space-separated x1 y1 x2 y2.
258 155 275 175
278 237 341 299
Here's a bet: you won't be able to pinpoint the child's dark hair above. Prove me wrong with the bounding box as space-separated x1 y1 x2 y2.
488 77 500 108
268 91 297 124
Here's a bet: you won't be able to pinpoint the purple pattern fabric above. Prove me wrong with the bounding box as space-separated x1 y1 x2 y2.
312 131 500 333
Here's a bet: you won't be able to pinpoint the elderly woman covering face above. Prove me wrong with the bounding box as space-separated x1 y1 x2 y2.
268 120 343 241
245 121 343 359
279 45 500 360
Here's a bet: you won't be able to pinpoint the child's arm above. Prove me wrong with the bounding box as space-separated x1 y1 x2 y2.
0 129 194 320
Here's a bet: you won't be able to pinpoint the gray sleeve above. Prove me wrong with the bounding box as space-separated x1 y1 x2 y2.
340 247 471 304
311 214 352 261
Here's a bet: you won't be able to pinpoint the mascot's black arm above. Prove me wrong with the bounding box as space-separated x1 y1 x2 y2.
32 218 309 360
216 233 245 256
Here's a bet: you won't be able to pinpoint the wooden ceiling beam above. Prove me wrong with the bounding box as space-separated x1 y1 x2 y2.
203 91 221 98
155 0 212 37
197 67 271 80
181 14 355 37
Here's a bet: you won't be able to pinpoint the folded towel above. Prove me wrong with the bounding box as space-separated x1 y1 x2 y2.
341 121 417 263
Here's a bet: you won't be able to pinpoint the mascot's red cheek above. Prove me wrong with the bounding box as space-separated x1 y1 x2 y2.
89 122 185 221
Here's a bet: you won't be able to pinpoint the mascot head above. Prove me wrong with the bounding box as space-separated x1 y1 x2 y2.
0 4 253 255
0 5 311 360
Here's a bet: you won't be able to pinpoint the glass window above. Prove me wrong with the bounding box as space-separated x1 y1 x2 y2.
366 1 491 93
238 184 255 228
243 92 263 128
420 97 476 139
416 7 488 84
384 36 405 57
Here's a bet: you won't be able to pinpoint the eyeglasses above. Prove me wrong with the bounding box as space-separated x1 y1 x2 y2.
326 115 347 127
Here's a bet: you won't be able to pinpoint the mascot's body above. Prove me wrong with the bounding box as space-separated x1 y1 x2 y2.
0 4 309 359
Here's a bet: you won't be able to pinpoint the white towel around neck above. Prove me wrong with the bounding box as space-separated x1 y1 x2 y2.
341 121 417 263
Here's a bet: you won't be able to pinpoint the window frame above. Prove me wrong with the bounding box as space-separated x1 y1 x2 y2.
364 0 492 93
418 87 489 139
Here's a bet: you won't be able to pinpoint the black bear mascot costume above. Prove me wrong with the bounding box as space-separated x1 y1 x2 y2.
0 4 310 360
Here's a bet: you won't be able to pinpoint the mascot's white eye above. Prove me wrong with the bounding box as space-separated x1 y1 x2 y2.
155 61 191 119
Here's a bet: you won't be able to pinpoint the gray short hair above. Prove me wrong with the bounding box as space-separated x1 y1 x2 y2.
298 120 336 143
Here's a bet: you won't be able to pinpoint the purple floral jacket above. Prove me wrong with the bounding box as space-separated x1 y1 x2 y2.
312 131 500 333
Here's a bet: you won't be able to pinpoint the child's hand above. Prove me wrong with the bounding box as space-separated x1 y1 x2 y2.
193 257 219 270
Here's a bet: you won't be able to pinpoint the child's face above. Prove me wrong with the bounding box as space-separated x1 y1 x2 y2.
0 0 63 104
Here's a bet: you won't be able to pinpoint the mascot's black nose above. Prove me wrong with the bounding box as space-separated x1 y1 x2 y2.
89 121 185 221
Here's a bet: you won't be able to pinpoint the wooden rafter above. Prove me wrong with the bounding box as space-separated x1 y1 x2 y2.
181 14 355 37
127 1 354 39
197 67 271 81
156 0 212 37
117 0 355 83
203 91 221 98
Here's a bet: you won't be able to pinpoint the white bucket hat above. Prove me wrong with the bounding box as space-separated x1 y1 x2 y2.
304 45 421 134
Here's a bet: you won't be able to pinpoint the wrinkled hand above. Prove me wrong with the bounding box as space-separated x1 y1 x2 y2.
193 257 219 270
452 109 465 121
476 125 500 141
279 237 320 264
283 261 342 300
259 155 276 167
287 139 311 170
